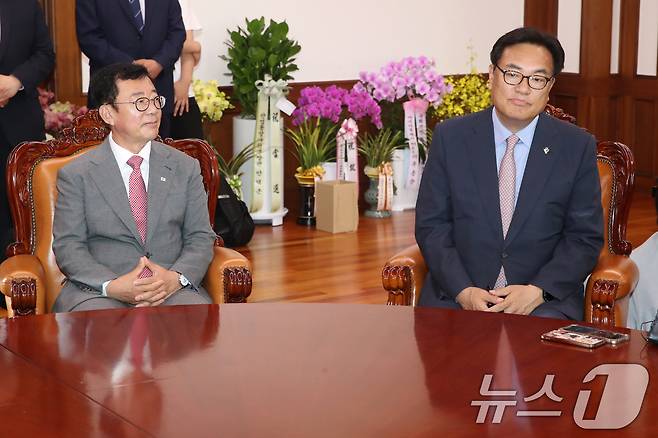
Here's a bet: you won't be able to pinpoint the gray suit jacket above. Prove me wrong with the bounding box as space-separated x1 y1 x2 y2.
415 108 604 320
52 138 216 312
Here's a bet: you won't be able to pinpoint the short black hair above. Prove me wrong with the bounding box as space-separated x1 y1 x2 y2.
490 27 565 76
88 63 151 109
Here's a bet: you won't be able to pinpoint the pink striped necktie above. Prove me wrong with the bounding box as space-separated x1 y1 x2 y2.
127 155 152 278
494 134 519 289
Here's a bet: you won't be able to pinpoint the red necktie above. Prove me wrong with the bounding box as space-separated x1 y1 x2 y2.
127 155 152 278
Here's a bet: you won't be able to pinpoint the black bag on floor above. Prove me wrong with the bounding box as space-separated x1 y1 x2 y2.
213 174 255 247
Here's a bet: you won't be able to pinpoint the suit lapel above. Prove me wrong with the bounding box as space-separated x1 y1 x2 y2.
145 142 175 245
504 113 560 246
89 140 144 244
465 108 504 238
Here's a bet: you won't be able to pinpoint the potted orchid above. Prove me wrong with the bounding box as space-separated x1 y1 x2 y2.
289 85 382 179
358 129 405 218
191 79 246 197
357 56 451 211
434 48 491 123
193 79 233 144
288 84 382 225
193 79 233 123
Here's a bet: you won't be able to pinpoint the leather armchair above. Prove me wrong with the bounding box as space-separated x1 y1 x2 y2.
382 105 639 327
0 110 252 317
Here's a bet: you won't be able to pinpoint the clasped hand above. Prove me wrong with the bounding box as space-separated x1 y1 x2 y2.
456 284 544 315
133 59 163 80
106 256 181 307
0 74 22 107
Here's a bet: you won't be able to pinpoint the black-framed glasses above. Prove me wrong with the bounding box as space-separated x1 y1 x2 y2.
113 95 166 112
494 64 553 90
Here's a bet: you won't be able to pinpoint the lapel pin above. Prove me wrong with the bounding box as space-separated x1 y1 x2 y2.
161 177 166 182
543 147 550 155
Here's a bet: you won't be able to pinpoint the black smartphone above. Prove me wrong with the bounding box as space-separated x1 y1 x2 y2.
562 324 630 345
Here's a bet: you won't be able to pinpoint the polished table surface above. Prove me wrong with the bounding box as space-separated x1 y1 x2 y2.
0 304 656 437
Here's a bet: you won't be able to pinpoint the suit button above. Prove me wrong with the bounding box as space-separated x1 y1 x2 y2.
501 252 508 259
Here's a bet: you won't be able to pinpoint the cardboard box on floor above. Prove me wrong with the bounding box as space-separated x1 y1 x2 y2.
315 180 359 233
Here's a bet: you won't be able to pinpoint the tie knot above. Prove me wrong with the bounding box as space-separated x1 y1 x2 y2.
506 134 519 150
127 155 143 170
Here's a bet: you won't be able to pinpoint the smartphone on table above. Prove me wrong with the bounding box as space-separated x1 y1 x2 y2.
541 328 607 349
561 324 630 345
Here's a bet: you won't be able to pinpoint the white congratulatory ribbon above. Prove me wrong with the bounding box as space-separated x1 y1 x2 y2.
377 162 393 211
402 98 429 189
252 75 290 213
336 118 359 183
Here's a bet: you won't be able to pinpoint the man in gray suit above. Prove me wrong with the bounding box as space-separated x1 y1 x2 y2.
52 63 216 312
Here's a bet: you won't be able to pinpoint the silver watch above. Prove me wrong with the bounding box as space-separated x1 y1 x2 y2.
178 272 190 287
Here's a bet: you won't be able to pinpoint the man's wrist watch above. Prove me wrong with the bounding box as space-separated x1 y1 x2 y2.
177 272 190 288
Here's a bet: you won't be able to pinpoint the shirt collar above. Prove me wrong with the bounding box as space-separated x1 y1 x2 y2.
108 132 151 166
492 107 539 148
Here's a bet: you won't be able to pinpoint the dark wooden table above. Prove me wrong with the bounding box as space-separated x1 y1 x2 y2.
0 304 656 437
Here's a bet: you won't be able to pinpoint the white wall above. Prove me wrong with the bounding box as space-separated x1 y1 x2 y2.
638 0 658 76
191 0 524 84
557 0 582 73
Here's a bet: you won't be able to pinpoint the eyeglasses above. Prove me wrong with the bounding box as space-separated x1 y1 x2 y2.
113 95 166 112
494 64 553 90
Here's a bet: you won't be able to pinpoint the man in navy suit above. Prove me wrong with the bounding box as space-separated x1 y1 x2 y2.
416 28 604 320
76 0 185 138
0 0 55 259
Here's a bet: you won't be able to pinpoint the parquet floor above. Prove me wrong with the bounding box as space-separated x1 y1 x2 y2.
236 193 657 304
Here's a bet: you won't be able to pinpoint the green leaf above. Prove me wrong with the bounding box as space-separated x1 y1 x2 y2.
246 17 265 35
267 54 279 69
238 83 253 94
248 47 267 62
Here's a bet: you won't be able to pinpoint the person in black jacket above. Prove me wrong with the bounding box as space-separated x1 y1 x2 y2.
0 0 55 259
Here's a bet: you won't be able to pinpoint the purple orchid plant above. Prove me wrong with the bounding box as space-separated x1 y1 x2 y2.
356 56 452 107
292 84 383 128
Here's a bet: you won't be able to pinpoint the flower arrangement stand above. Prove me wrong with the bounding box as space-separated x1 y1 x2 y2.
233 116 288 227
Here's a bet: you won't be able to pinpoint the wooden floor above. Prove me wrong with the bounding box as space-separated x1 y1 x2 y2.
236 192 657 304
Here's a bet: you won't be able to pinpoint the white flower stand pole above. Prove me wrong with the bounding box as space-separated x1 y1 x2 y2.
391 148 421 211
233 116 288 226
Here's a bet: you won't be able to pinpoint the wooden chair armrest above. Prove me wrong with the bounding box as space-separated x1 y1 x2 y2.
203 245 252 304
585 254 639 327
382 244 427 306
0 255 47 317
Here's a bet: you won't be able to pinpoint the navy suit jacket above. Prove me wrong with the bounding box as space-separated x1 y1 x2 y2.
76 0 185 113
0 0 54 146
415 107 604 320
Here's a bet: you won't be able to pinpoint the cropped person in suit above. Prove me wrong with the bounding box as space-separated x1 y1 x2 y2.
52 63 216 312
76 0 185 138
415 27 604 320
0 0 55 260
